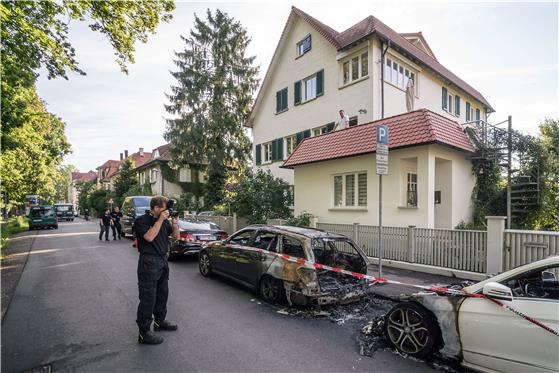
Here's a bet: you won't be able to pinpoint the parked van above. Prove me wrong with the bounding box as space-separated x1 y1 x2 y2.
28 205 58 230
54 203 75 221
121 196 152 237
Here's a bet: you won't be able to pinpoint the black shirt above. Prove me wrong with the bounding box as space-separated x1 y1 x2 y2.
134 212 172 257
111 211 123 223
101 213 112 226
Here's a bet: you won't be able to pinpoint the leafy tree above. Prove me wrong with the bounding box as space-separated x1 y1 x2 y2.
230 169 292 224
534 119 559 230
164 9 259 209
113 158 138 206
124 183 153 199
54 164 77 203
88 189 114 217
75 180 94 215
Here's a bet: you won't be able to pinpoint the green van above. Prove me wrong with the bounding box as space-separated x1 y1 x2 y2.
28 205 58 230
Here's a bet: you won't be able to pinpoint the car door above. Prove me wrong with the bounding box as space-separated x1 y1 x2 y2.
121 198 133 234
236 230 278 285
459 264 559 372
219 229 255 276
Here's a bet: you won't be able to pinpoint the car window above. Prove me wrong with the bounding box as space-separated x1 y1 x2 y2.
281 236 306 258
229 230 254 246
312 238 366 273
501 264 559 300
252 231 279 252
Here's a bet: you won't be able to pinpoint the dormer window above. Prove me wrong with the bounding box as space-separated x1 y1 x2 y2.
153 150 160 159
296 34 311 57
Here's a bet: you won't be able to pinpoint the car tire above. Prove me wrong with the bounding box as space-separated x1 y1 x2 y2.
383 301 441 359
198 251 212 277
259 275 286 305
54 225 59 230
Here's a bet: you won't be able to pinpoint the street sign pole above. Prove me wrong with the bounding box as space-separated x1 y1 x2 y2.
375 125 389 278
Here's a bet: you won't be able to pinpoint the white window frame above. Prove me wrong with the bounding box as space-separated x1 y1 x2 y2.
284 135 297 159
263 142 272 164
340 49 369 86
312 125 327 137
179 167 191 182
153 149 160 159
150 169 158 184
407 173 418 207
296 34 311 57
385 57 419 96
331 171 368 209
303 74 317 101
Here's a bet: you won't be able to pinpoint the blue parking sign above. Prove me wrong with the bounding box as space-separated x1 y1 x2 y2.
377 125 388 145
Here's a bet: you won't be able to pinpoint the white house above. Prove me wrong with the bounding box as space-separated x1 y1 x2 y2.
247 6 493 187
282 109 477 229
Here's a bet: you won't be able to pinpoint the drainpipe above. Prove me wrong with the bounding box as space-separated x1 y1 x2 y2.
380 40 390 119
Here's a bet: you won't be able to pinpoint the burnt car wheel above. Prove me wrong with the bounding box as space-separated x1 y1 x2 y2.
384 302 441 358
259 275 286 304
198 251 212 277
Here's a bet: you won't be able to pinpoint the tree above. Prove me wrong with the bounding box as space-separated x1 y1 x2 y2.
113 158 138 206
535 119 559 230
230 169 292 224
54 164 77 203
164 9 259 209
88 189 114 217
75 180 94 215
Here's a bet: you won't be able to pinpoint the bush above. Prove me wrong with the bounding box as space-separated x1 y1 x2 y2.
286 211 313 227
1 216 29 258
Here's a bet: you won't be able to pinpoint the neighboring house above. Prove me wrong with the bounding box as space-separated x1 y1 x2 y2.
69 170 97 208
135 144 207 204
282 109 476 229
97 148 151 191
247 6 493 186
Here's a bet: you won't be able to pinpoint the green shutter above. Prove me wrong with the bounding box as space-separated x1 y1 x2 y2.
316 69 324 97
303 35 311 52
296 131 304 145
277 138 284 160
255 144 261 165
475 108 480 123
271 140 278 161
326 122 335 132
442 87 448 109
294 81 301 105
282 88 288 110
303 129 311 138
466 102 471 121
275 91 281 113
455 96 461 116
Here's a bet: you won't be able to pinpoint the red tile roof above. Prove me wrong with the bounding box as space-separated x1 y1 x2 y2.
281 109 475 168
71 171 97 182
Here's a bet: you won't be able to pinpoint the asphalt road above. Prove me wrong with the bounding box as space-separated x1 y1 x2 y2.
1 219 437 373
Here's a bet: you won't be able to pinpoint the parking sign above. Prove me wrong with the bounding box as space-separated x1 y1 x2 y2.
376 125 389 175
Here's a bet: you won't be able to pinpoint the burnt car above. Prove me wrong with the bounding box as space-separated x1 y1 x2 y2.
383 256 559 373
168 218 228 261
198 225 371 305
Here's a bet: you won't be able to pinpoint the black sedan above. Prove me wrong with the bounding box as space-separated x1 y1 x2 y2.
169 219 228 261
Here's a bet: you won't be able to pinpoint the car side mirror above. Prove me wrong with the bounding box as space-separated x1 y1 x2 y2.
482 282 513 302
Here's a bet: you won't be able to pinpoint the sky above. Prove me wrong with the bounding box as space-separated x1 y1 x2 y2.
35 0 558 172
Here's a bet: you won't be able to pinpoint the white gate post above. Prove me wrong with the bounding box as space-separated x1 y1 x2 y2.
408 225 416 263
486 216 505 274
310 217 318 229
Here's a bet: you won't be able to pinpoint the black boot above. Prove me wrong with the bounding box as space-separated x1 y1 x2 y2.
138 330 164 345
154 320 178 331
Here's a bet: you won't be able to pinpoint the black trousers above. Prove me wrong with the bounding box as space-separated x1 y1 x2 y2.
112 221 122 238
136 254 169 333
99 224 110 240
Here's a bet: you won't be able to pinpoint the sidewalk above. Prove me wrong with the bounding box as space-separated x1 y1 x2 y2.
365 263 472 300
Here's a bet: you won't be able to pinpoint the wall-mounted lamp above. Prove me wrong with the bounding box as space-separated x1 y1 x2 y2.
358 109 367 114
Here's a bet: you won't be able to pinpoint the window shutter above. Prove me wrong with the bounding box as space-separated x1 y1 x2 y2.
294 81 301 105
442 87 448 109
255 144 262 165
282 88 288 110
276 91 281 113
466 102 471 121
277 138 284 160
475 108 480 122
316 69 324 97
303 35 311 52
271 140 278 161
326 122 335 132
296 131 304 145
455 96 461 116
303 129 311 138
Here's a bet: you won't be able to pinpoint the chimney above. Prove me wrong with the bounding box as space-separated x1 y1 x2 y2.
139 147 144 157
120 153 123 161
124 150 128 158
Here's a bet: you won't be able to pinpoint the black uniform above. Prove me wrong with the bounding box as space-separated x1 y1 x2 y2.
99 212 112 241
134 212 172 334
111 210 123 239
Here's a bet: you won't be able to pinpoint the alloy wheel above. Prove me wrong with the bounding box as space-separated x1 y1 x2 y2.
386 307 429 354
199 253 211 276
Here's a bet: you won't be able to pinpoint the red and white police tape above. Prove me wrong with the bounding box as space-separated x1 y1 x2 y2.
222 243 559 337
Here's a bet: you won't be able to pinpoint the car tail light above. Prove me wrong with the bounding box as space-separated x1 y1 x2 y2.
217 232 228 240
180 232 195 242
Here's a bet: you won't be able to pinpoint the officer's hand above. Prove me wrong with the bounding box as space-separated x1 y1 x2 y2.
159 210 170 221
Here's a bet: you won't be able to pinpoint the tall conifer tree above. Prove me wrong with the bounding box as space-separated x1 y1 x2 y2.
164 9 259 209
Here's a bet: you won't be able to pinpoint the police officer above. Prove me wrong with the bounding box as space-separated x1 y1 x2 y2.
111 207 123 240
99 208 112 241
134 196 180 344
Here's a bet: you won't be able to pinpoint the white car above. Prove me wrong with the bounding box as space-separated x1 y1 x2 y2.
383 256 559 373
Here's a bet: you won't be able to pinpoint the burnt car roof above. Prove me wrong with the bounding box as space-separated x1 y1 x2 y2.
244 225 349 239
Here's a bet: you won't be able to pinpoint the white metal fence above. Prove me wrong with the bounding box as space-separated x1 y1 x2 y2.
317 223 487 273
503 230 559 271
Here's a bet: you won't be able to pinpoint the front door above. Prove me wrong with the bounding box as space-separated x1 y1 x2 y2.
459 264 559 372
236 230 278 285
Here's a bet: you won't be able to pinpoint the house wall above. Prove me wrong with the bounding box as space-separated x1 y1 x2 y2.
293 144 474 228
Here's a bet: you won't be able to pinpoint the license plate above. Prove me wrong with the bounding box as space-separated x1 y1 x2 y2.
198 235 216 241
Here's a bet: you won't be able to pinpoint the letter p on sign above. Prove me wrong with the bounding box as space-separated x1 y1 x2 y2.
377 125 388 145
